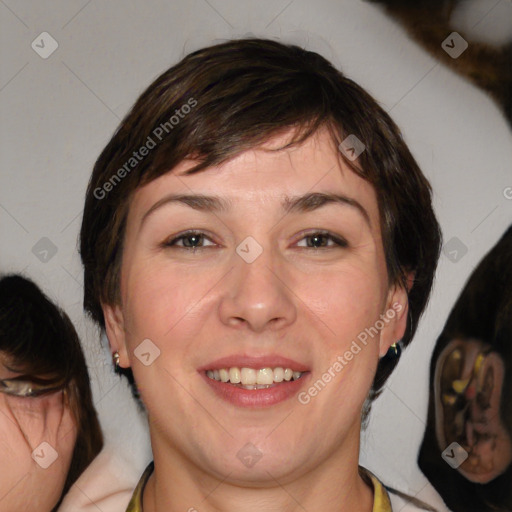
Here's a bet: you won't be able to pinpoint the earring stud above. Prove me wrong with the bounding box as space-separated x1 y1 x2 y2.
113 351 120 372
390 342 401 357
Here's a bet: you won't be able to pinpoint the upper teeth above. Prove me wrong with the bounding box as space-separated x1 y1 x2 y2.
207 367 303 385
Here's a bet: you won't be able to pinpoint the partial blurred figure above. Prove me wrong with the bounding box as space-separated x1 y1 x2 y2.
419 225 512 512
0 274 103 512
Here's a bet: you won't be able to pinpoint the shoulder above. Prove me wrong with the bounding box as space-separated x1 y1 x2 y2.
58 446 145 512
359 466 449 512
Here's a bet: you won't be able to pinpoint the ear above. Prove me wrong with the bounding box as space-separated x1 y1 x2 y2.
102 302 130 368
378 272 414 357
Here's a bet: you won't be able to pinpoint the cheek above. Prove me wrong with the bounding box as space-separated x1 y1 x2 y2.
0 397 77 509
123 252 387 342
302 263 386 341
122 259 220 344
0 413 33 484
297 266 385 407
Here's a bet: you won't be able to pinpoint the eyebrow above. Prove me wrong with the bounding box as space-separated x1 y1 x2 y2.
140 192 371 227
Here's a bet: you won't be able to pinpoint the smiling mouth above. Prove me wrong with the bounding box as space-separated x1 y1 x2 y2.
206 367 305 389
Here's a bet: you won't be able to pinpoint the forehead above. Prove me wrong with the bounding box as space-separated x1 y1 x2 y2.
128 127 380 227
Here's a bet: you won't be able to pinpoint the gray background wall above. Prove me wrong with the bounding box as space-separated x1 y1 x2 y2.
1 0 511 509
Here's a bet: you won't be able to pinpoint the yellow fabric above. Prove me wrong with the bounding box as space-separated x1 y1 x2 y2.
126 463 392 512
125 462 153 512
362 467 393 512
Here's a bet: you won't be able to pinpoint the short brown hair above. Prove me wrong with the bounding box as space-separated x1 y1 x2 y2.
80 38 442 398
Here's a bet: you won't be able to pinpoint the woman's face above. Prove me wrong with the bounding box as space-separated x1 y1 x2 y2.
105 127 408 484
0 354 77 511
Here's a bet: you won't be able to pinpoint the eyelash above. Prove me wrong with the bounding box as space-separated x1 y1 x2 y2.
163 230 348 251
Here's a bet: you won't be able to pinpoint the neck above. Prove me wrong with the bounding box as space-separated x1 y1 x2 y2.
143 426 374 512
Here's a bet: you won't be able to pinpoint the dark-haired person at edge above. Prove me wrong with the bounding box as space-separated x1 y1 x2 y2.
0 274 103 511
80 38 442 512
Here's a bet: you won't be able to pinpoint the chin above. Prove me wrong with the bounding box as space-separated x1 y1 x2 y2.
195 434 312 485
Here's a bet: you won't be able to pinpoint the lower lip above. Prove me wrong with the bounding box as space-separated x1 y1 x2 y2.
201 372 310 408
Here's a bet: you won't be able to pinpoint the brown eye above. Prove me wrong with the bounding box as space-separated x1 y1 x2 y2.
164 231 216 250
296 231 348 249
176 233 204 248
307 234 330 248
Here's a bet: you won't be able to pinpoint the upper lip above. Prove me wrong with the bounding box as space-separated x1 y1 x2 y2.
198 354 310 372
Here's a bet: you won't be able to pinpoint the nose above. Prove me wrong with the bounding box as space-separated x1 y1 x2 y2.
218 243 297 333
